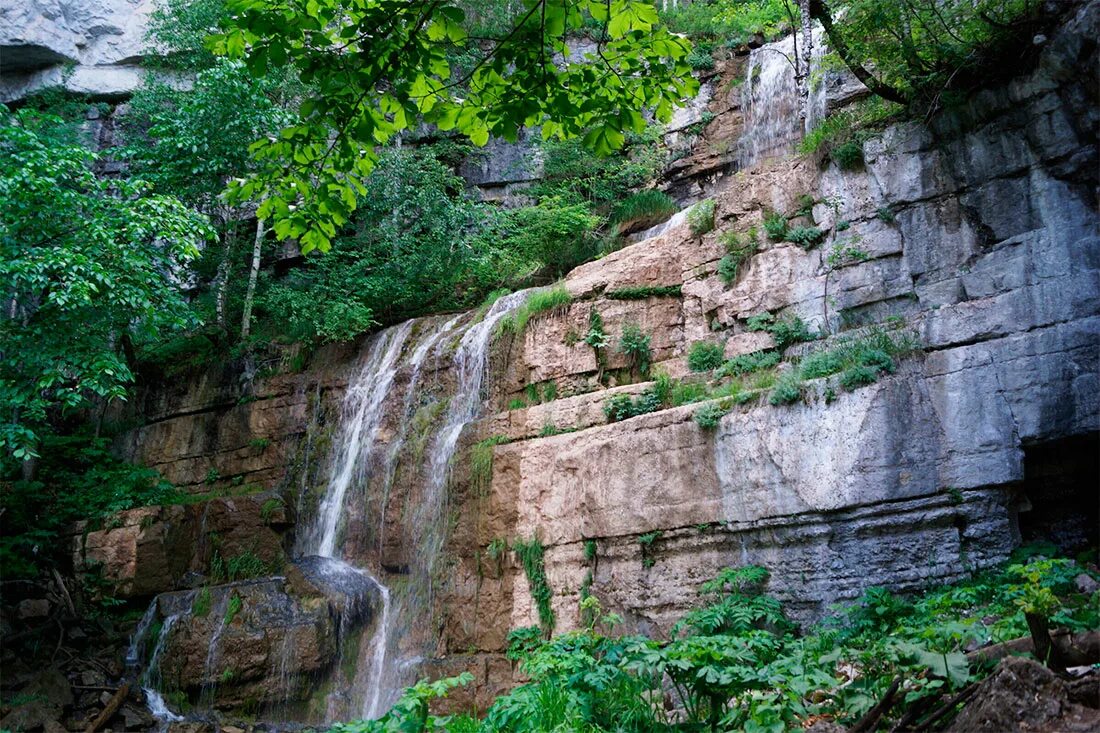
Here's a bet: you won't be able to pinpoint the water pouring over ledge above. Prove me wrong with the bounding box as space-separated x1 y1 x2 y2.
297 289 533 721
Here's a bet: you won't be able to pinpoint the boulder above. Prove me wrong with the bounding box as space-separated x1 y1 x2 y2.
946 656 1100 732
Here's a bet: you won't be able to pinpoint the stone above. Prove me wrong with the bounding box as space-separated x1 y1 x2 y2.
17 598 51 619
1076 573 1100 594
946 656 1100 732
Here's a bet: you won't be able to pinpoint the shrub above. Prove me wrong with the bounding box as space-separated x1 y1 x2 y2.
787 226 827 249
877 205 896 223
499 285 572 335
507 398 527 410
763 210 788 241
603 383 667 422
693 403 728 429
831 140 865 170
687 199 716 236
671 381 709 406
618 322 652 377
747 313 815 349
609 190 678 229
717 255 740 285
717 350 781 377
687 341 724 372
768 374 803 405
840 364 880 390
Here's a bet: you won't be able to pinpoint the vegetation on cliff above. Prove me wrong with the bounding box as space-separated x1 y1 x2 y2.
333 549 1098 732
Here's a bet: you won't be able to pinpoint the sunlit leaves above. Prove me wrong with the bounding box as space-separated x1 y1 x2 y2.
206 0 699 252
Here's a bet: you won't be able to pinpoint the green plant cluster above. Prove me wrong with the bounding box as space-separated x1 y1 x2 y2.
745 313 816 349
688 199 717 236
687 341 725 372
512 537 556 635
604 285 682 300
660 0 792 46
799 98 901 169
609 190 679 230
0 434 182 578
603 373 674 422
716 227 759 286
470 435 510 497
498 286 572 336
339 549 1098 732
619 322 653 378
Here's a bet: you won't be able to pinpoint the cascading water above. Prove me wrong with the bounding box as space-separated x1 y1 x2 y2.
304 320 414 558
143 615 185 728
739 27 827 168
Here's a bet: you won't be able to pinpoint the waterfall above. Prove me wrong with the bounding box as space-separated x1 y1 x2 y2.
305 320 414 558
739 27 827 168
143 615 184 727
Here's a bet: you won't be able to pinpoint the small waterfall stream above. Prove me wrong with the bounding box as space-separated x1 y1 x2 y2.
739 27 827 168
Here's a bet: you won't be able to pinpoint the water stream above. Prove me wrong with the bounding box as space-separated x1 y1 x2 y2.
739 27 827 168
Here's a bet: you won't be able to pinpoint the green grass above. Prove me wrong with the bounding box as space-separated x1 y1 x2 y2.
499 285 572 335
513 537 555 634
609 190 678 228
471 435 510 497
605 285 682 300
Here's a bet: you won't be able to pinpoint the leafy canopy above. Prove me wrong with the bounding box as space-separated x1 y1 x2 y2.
0 109 212 458
209 0 699 252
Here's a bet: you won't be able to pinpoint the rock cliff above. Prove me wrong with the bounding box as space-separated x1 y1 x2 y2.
19 0 1098 724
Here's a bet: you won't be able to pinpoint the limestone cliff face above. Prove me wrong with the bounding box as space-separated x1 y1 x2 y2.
94 0 1099 716
0 0 159 102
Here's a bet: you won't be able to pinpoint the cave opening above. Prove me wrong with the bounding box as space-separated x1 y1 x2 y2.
1017 432 1100 554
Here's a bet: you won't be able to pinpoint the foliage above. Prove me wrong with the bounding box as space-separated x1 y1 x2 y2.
513 537 555 635
661 0 792 45
768 373 803 405
499 285 572 336
471 435 510 497
603 386 665 423
211 548 279 582
798 97 901 168
819 0 1042 111
717 350 781 378
716 228 758 285
224 594 244 625
786 226 826 250
483 196 601 279
609 190 678 229
262 146 508 341
0 434 181 578
688 199 717 236
329 674 476 733
746 313 815 349
331 551 1098 732
618 322 653 378
212 0 699 253
0 108 210 458
797 328 918 393
763 210 788 241
605 285 682 300
529 126 668 211
687 341 725 372
693 403 728 430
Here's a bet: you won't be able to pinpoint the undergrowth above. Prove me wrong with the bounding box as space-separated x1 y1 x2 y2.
498 286 571 336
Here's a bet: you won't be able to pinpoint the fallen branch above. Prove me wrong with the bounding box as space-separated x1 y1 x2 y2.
84 682 129 733
914 682 978 731
848 677 901 733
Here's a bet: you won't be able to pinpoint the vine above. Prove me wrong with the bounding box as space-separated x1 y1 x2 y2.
513 536 556 635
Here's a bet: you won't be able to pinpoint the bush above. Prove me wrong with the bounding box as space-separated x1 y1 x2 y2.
687 340 725 372
747 313 815 349
831 140 865 170
693 402 728 429
717 350 781 377
763 210 788 241
688 199 716 236
768 373 803 405
619 322 652 377
787 226 827 249
605 285 682 300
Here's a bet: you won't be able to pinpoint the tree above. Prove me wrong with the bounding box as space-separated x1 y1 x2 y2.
209 0 699 253
0 108 212 460
125 61 291 331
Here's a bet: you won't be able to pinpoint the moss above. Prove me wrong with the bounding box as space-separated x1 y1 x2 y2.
604 285 682 300
470 435 510 497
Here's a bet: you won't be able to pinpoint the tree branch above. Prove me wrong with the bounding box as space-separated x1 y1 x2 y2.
809 0 909 106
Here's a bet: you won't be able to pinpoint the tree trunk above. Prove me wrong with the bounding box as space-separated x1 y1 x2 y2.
214 224 233 331
240 218 264 341
798 0 813 133
809 0 909 106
